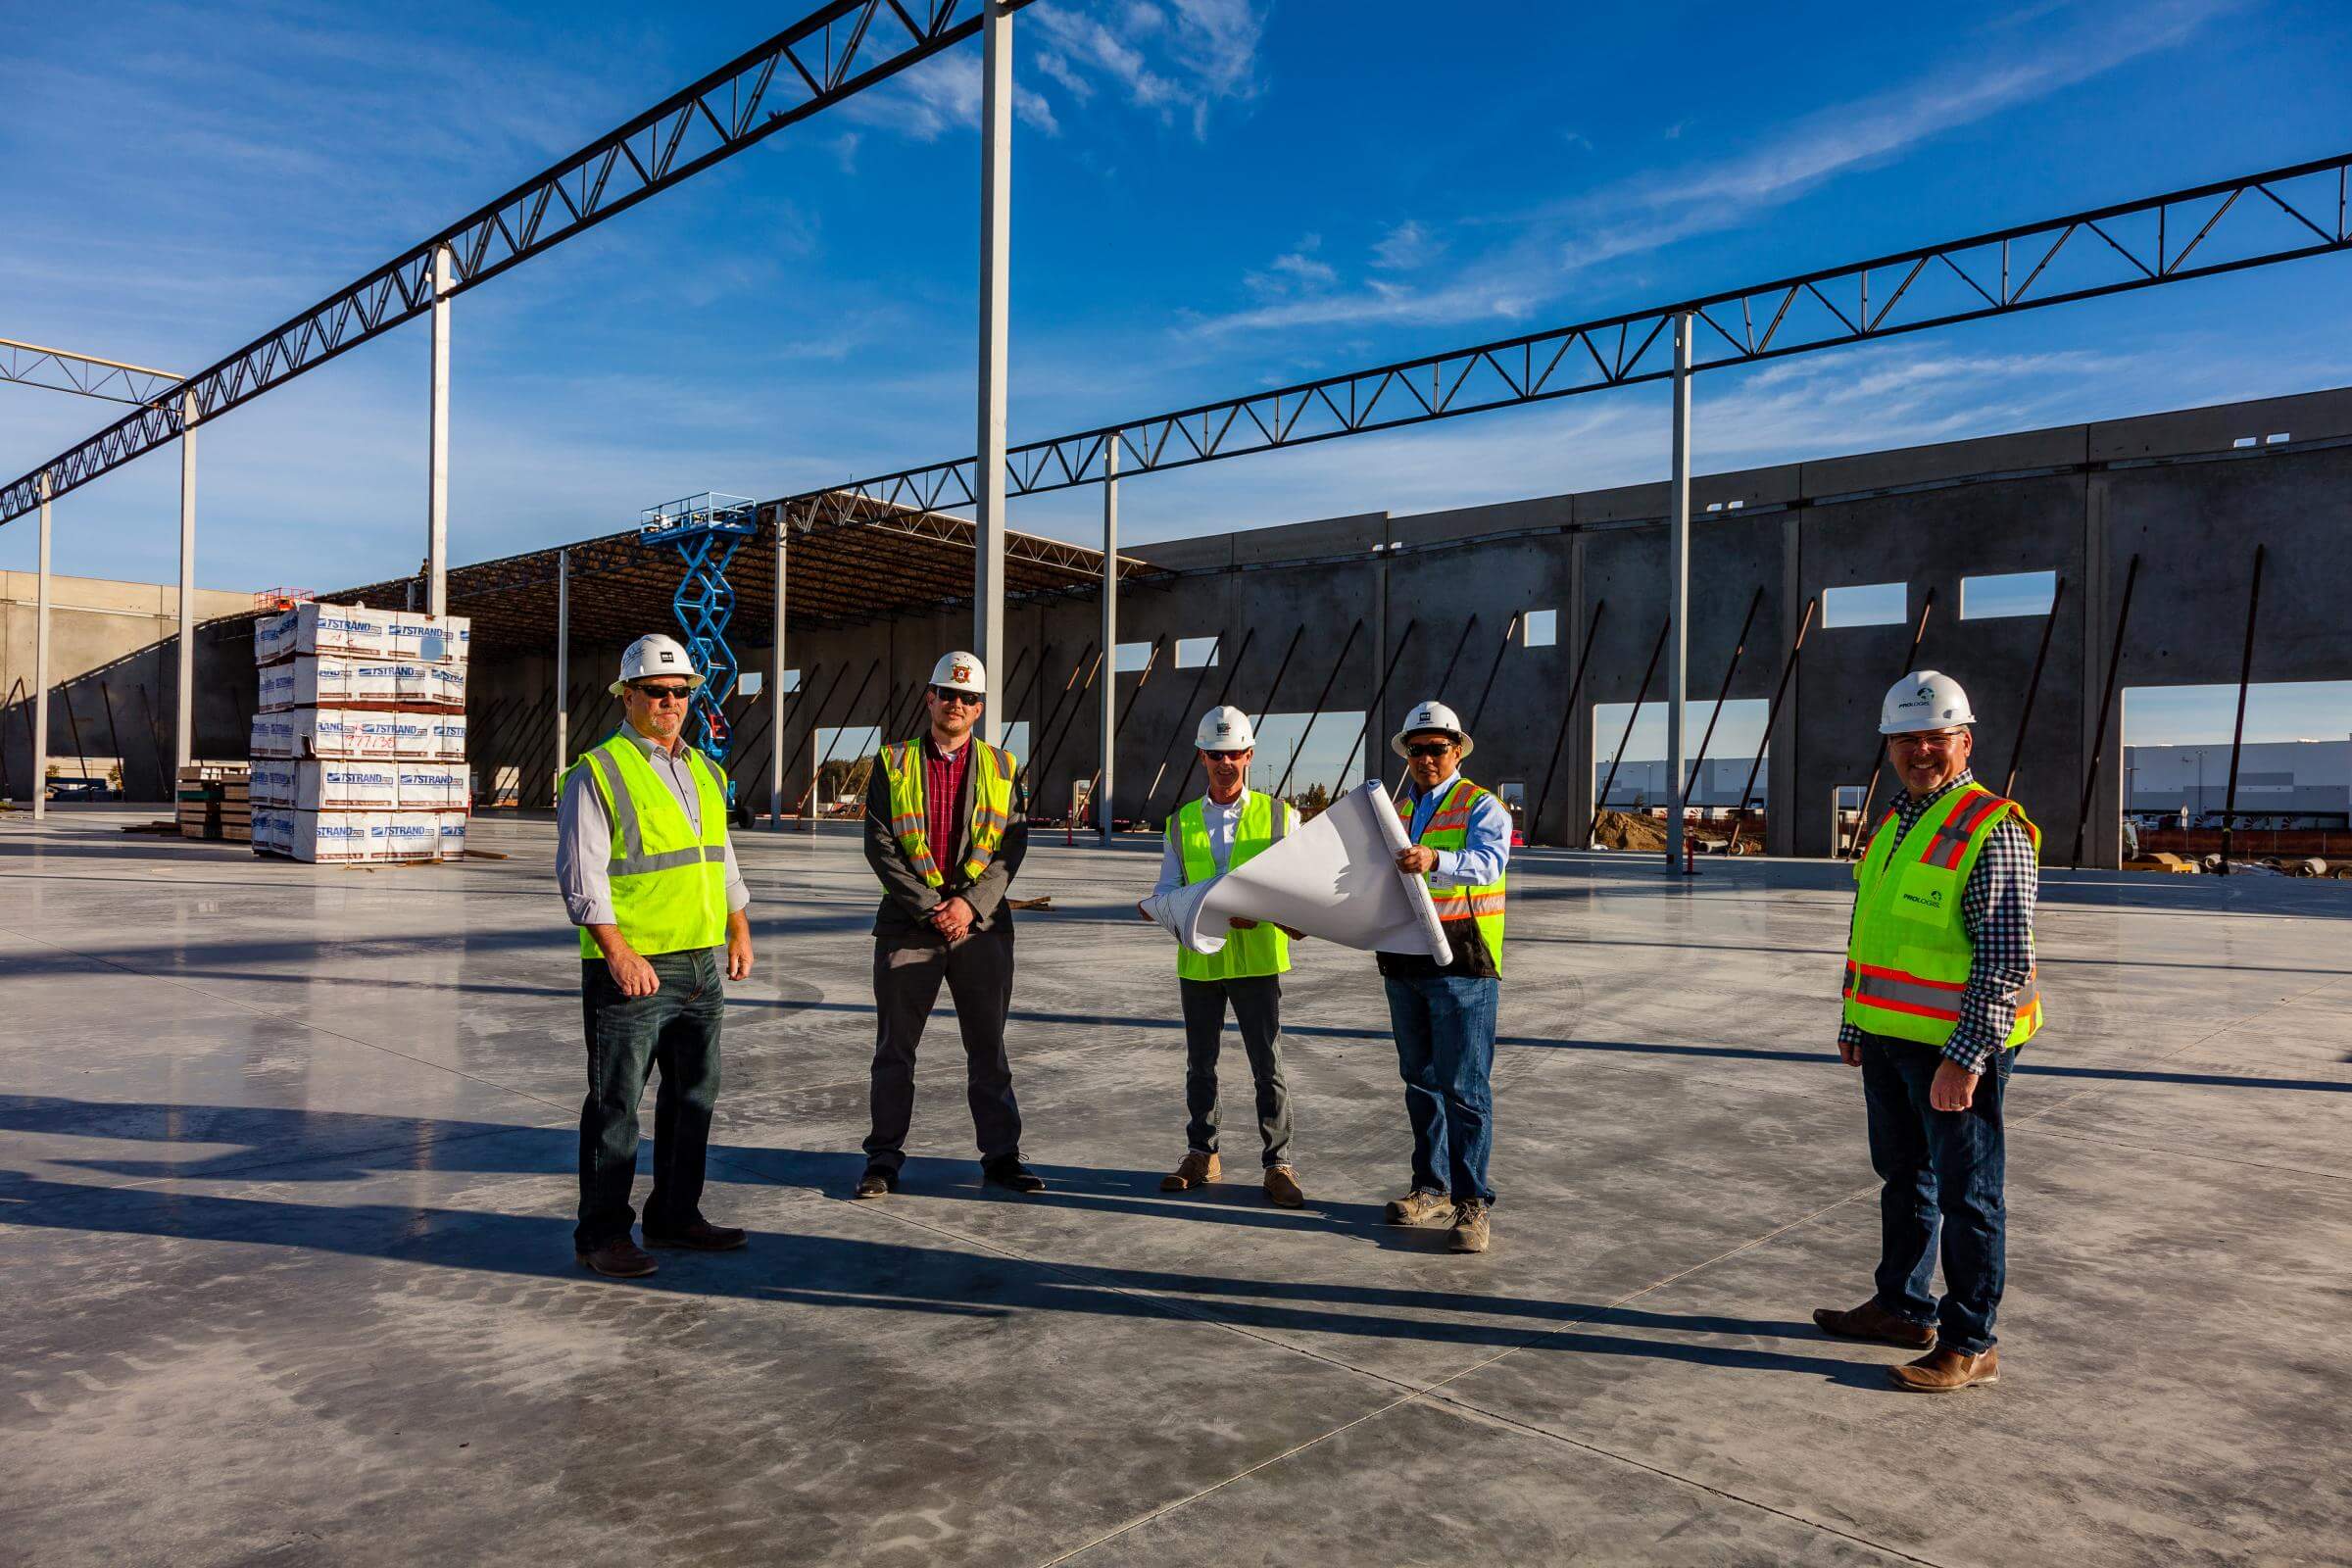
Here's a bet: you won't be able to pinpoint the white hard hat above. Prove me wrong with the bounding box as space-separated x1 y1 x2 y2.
1195 706 1255 753
1392 699 1474 760
1880 669 1977 735
612 633 705 696
929 650 987 695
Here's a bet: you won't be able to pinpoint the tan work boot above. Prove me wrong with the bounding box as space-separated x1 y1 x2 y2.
1813 1298 1937 1350
1889 1346 1999 1393
1447 1199 1491 1253
1384 1188 1452 1226
1160 1151 1221 1192
1262 1164 1304 1208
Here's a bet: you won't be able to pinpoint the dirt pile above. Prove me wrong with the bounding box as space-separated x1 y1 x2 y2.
1592 809 1668 853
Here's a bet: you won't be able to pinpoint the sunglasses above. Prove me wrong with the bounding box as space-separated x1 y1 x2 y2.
634 684 694 703
1405 741 1456 760
930 685 983 706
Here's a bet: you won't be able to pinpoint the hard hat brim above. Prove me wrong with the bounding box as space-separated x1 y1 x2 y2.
1391 728 1473 760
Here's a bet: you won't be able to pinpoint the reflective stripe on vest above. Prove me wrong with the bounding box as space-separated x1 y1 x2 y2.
1396 776 1506 975
573 733 730 958
880 738 1018 889
1841 782 2043 1051
1171 791 1292 981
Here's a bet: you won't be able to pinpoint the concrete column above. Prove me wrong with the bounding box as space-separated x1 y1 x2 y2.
176 392 197 772
426 243 453 618
771 521 788 831
973 0 1011 745
31 472 51 821
1098 438 1117 844
554 548 569 806
1665 314 1692 873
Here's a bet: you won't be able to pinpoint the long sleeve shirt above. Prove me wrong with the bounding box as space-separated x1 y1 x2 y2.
556 727 751 929
1404 770 1512 888
862 736 1029 940
1152 788 1299 896
1839 768 2037 1074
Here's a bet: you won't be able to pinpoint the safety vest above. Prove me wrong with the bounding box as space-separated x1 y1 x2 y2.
1171 790 1294 981
879 736 1017 887
571 731 731 958
1842 782 2044 1051
1396 777 1506 977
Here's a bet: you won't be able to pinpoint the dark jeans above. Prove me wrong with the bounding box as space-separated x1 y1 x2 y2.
576 947 725 1251
1179 975 1291 1166
863 923 1023 1172
1861 1031 2013 1355
1384 973 1498 1203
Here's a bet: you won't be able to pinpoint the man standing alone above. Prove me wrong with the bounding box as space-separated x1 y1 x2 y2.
557 634 755 1279
855 652 1045 1199
1815 670 2040 1393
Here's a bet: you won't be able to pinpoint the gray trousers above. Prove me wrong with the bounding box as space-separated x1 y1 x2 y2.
863 924 1023 1171
1180 974 1292 1166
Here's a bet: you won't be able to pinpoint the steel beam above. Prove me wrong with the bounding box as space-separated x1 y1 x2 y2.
1098 438 1117 842
1665 314 1692 874
175 391 197 770
771 523 788 828
972 0 1012 745
0 337 178 406
427 244 452 617
32 475 51 820
555 548 570 804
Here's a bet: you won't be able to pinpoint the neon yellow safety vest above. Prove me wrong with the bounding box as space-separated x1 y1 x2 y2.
571 732 731 957
1842 782 2044 1050
878 737 1017 887
1171 790 1296 981
1396 777 1506 977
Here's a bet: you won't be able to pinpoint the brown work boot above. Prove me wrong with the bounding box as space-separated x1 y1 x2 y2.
575 1236 658 1279
1160 1151 1221 1192
643 1219 747 1251
1447 1200 1491 1253
1384 1188 1452 1226
1889 1346 2000 1393
1262 1164 1304 1208
1813 1298 1937 1349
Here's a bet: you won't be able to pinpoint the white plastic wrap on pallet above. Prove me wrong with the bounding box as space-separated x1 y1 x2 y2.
385 611 470 667
285 810 374 863
249 760 299 806
380 814 440 860
294 760 398 810
434 713 467 760
251 711 296 758
396 760 461 809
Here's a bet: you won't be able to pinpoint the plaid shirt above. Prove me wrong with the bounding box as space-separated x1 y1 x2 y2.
923 736 973 876
1839 769 2038 1075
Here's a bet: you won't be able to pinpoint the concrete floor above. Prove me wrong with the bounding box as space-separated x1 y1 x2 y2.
3 805 2348 1567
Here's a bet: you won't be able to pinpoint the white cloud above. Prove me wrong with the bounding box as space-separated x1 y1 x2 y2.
1371 220 1439 271
841 50 1061 141
1026 0 1265 140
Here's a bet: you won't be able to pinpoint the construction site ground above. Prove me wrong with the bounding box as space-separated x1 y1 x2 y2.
3 806 2347 1567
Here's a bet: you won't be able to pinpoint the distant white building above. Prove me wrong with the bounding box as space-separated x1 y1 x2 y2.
2125 739 2351 822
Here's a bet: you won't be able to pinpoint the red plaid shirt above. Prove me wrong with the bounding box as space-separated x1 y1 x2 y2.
923 736 972 881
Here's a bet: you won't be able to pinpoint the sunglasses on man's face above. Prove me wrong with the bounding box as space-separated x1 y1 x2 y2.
1405 741 1455 760
930 685 983 706
634 684 694 703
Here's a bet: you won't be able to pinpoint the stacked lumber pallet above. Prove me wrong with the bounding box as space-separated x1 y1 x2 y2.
176 762 252 842
248 602 471 862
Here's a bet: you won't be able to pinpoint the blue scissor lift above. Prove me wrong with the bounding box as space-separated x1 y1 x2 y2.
639 491 759 799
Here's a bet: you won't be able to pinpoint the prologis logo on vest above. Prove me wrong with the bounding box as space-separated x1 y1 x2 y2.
1901 885 1945 910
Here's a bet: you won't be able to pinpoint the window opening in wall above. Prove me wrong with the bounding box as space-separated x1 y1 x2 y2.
1521 609 1557 648
1245 711 1367 810
737 672 763 697
1822 582 1907 628
1960 570 2057 620
1114 641 1153 674
2119 682 2352 842
1175 636 1220 668
1589 700 1772 808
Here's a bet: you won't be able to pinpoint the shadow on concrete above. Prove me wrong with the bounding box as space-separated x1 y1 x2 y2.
0 1098 1885 1383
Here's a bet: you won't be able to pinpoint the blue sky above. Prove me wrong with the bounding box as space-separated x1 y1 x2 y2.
5 0 2351 767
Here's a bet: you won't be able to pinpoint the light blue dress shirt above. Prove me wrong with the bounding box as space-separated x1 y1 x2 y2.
1405 770 1512 888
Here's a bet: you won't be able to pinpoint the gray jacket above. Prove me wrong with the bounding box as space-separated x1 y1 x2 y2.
862 739 1029 943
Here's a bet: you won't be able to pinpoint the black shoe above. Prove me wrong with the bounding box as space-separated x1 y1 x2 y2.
853 1165 898 1200
642 1219 747 1250
982 1157 1047 1195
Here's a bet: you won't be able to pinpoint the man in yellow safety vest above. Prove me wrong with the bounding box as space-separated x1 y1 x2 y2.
556 633 755 1279
1380 700 1511 1254
1141 707 1308 1208
855 651 1044 1199
1814 669 2041 1393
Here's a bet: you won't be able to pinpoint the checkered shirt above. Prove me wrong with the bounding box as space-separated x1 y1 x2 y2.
1838 769 2039 1074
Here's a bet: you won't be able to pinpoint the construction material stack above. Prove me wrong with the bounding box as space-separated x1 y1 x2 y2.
246 603 471 863
176 761 252 842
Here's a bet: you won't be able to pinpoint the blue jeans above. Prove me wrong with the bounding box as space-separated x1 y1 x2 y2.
1861 1032 2012 1355
576 948 725 1251
1384 974 1498 1203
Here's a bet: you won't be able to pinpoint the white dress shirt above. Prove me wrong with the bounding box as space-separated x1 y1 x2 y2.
1152 788 1298 897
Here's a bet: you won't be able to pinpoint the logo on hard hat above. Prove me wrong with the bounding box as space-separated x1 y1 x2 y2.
1216 722 1232 735
953 662 973 683
1916 685 1934 701
662 651 678 664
